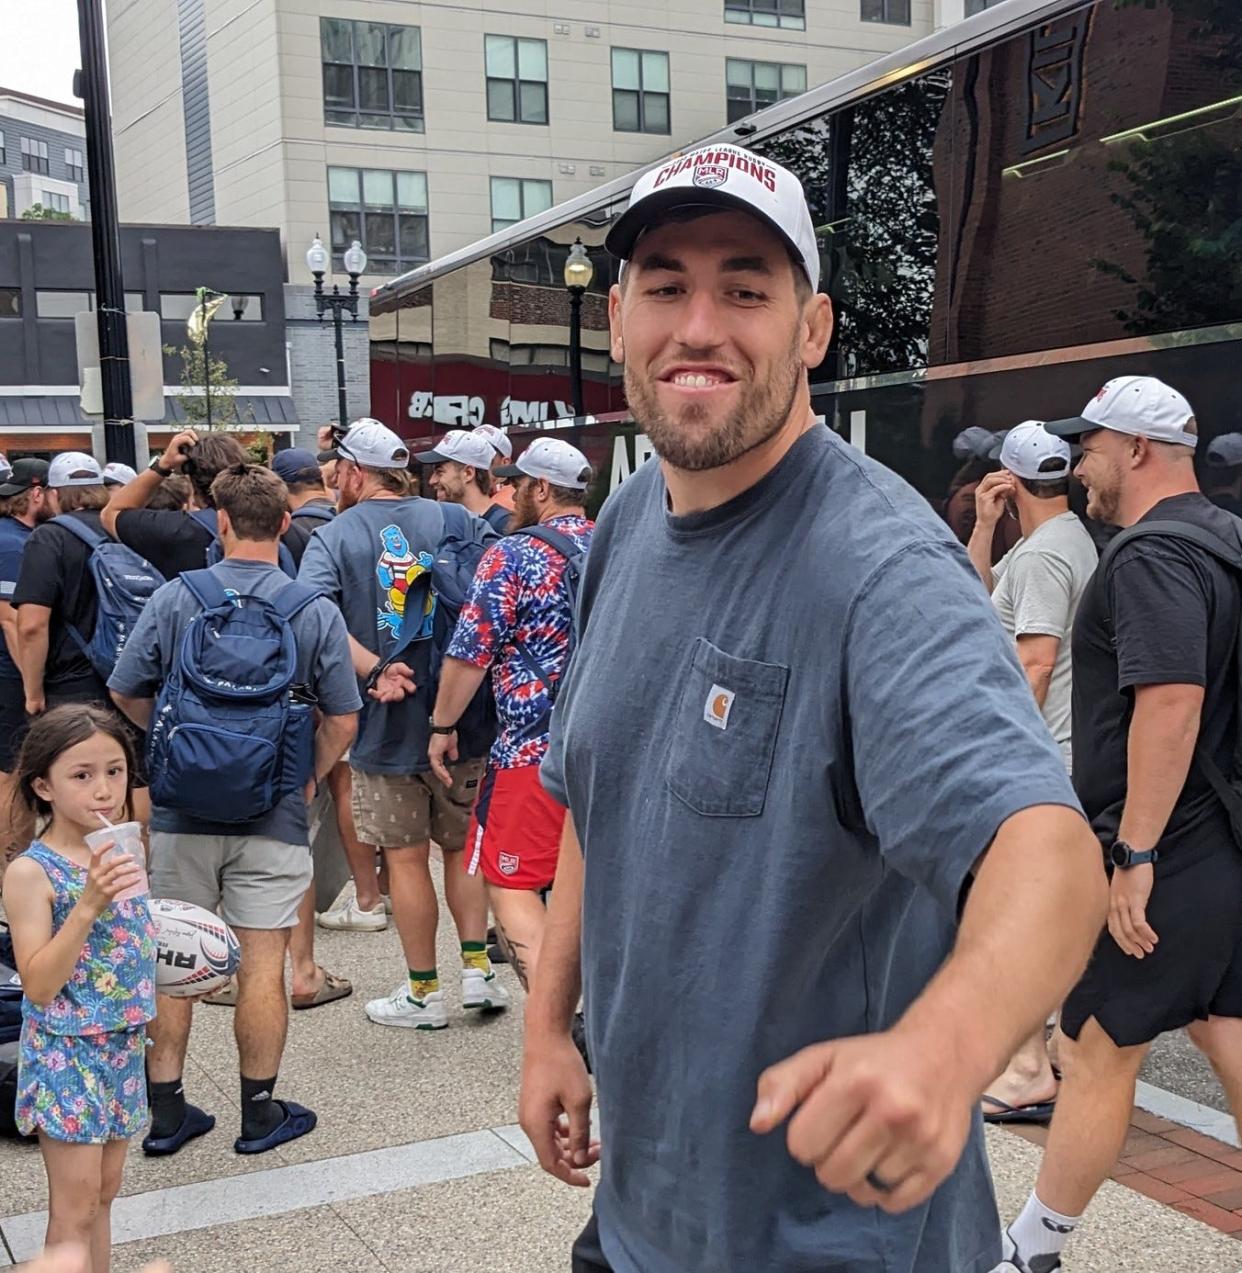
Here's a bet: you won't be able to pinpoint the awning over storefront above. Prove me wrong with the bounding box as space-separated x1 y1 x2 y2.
0 394 301 432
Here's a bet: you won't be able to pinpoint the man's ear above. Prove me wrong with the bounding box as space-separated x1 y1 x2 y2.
217 508 233 538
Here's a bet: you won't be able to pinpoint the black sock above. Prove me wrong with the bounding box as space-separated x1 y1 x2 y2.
149 1078 187 1139
240 1075 283 1141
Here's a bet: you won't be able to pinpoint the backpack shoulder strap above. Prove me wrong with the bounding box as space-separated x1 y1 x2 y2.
190 508 220 540
50 514 107 550
437 500 468 542
272 580 323 621
180 568 230 612
292 504 335 522
519 525 579 559
1101 520 1242 576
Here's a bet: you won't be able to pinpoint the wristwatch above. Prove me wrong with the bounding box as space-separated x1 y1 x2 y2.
1110 840 1159 869
148 456 174 478
429 717 456 735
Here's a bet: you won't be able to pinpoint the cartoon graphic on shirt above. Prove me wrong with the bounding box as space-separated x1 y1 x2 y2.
375 524 434 639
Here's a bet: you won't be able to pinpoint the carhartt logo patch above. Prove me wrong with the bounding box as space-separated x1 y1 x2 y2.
703 684 735 730
498 852 520 876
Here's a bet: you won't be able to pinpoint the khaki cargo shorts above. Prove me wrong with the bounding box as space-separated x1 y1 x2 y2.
350 759 485 851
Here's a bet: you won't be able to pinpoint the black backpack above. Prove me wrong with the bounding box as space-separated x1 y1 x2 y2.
291 504 336 526
1100 516 1242 846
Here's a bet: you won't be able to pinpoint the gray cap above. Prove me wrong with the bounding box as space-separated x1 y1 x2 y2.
495 437 592 490
952 427 998 462
1207 433 1242 469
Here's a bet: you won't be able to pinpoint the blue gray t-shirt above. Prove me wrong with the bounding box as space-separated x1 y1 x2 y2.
109 559 361 843
298 496 460 774
542 425 1081 1273
0 516 32 679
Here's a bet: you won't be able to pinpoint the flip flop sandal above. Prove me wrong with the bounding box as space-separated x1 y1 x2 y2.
981 1094 1057 1125
202 978 238 1007
233 1100 317 1154
291 968 353 1011
142 1103 216 1156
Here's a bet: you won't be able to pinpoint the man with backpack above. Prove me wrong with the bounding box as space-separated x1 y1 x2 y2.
272 447 336 567
109 463 361 1157
417 429 513 535
101 428 251 578
298 418 510 1029
428 438 593 993
996 376 1242 1273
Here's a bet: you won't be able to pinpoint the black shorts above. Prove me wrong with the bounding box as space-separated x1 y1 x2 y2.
571 1214 613 1273
0 678 26 772
1062 845 1242 1047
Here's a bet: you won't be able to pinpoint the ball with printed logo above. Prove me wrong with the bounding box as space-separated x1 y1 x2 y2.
150 899 241 998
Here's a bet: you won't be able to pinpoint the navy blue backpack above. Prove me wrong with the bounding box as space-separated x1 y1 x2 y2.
192 508 298 578
145 569 321 823
51 516 166 679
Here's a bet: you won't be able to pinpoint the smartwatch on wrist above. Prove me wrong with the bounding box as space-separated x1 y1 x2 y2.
1110 840 1159 869
429 717 456 736
149 456 174 478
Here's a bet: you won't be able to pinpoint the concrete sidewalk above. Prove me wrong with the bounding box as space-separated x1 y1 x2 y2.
3 881 1240 1271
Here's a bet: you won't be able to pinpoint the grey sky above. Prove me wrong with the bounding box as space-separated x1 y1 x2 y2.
0 0 85 107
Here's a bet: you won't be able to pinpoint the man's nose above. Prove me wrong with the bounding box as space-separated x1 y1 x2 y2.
674 289 726 351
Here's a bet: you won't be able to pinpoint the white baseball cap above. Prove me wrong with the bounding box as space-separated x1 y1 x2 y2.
473 424 512 461
998 421 1071 482
1206 434 1242 469
49 452 105 488
102 462 138 486
413 430 496 471
336 418 411 470
1046 375 1198 448
605 143 820 291
496 438 592 490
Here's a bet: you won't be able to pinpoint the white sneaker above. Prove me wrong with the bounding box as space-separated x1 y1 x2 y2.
381 893 393 915
461 966 510 1012
365 983 448 1030
317 894 387 932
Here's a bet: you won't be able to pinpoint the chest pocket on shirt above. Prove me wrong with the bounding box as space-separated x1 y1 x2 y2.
666 638 789 818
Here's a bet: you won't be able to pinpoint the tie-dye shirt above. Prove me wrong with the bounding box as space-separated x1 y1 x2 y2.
448 514 593 768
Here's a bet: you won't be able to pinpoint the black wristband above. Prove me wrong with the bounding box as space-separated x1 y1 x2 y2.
429 719 456 735
149 457 174 478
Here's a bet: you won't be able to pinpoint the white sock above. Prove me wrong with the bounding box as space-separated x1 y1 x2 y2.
1008 1192 1080 1269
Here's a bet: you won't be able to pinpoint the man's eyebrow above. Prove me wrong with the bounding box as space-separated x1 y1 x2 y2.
720 255 773 275
634 251 684 273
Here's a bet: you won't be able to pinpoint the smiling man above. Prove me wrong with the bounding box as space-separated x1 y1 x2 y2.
517 144 1107 1273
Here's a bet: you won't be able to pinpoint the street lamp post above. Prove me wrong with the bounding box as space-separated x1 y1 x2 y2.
307 236 367 430
563 239 594 419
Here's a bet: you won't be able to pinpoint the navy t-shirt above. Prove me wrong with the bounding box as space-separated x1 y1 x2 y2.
543 425 1081 1273
0 516 32 679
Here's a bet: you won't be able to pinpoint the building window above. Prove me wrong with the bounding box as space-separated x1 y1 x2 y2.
42 192 71 214
21 138 49 174
36 292 144 319
158 293 264 322
490 177 553 233
0 289 20 319
65 148 85 181
328 167 428 274
320 18 423 132
724 0 805 30
861 0 911 23
0 131 5 165
485 36 548 124
965 0 999 12
612 49 670 134
726 59 806 123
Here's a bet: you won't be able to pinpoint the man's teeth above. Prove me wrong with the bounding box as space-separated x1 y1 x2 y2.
672 373 722 388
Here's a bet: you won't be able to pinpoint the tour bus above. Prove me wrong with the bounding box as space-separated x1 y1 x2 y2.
368 0 1242 530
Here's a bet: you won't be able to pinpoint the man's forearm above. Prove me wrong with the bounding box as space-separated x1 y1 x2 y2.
1118 685 1203 850
0 604 19 665
102 469 160 536
347 634 379 680
966 527 995 593
525 813 585 1037
313 713 357 785
897 804 1106 1095
432 657 490 728
110 691 153 730
16 616 49 702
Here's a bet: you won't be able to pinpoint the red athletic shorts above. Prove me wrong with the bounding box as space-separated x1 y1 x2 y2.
464 763 567 891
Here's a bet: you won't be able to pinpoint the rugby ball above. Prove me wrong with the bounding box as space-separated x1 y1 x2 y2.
150 899 241 998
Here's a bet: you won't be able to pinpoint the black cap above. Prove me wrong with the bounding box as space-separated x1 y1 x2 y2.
0 458 50 498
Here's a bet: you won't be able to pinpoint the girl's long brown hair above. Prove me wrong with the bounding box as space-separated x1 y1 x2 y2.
3 706 137 862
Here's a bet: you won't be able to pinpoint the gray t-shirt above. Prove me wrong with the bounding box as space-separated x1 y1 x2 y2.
109 559 361 844
298 496 470 774
991 511 1098 767
542 425 1081 1273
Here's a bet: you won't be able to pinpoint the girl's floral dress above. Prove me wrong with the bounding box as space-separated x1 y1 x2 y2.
15 841 157 1143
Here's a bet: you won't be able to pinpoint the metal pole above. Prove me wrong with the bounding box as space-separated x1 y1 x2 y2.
76 0 136 465
568 287 584 418
201 293 212 430
334 291 348 429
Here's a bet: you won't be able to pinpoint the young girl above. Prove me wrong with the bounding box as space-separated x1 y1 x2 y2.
2 706 156 1273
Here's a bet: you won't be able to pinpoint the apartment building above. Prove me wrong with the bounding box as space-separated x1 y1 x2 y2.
0 88 90 223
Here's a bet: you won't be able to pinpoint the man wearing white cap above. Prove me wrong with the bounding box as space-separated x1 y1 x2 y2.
415 429 511 535
427 437 593 994
966 423 1098 1130
101 462 138 487
519 142 1105 1273
473 425 518 530
13 454 115 716
299 418 511 1028
997 378 1242 1273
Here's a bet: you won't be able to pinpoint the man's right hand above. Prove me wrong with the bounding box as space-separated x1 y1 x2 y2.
519 1030 600 1188
368 661 416 703
972 471 1015 530
24 692 45 716
428 730 458 787
159 429 200 473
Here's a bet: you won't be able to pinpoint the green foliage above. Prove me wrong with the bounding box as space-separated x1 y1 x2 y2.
21 203 75 222
163 342 256 430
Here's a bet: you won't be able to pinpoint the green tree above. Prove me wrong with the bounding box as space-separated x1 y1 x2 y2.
21 202 75 222
163 342 256 431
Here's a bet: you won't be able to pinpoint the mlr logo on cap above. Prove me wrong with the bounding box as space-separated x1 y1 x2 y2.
693 164 730 189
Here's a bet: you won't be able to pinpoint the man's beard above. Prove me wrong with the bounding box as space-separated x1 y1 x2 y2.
624 338 804 473
511 485 539 529
1085 467 1122 524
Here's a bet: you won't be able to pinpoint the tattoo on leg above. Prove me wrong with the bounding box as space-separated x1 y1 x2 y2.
496 924 530 992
